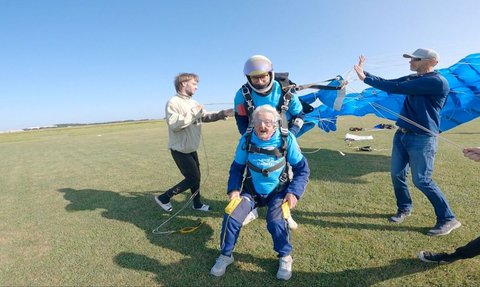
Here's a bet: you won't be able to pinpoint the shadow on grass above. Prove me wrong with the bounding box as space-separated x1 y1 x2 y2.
58 187 227 284
293 210 430 235
295 257 437 287
58 188 435 286
114 251 437 286
58 188 438 286
302 148 391 183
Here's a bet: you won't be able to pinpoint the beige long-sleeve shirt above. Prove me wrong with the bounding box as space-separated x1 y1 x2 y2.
165 93 225 153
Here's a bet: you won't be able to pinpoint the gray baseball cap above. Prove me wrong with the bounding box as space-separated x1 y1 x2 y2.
403 48 439 60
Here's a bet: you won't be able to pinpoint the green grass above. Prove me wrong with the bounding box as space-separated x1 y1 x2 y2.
0 116 479 286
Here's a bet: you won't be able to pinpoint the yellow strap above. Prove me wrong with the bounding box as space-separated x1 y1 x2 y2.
281 201 291 219
225 197 242 215
178 219 205 234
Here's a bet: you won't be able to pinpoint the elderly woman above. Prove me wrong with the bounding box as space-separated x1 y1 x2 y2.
210 105 310 281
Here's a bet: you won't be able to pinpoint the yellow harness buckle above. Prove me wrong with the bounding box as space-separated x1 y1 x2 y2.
225 197 242 215
281 201 291 219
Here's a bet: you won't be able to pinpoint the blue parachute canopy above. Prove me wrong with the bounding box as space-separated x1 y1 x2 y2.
299 53 480 136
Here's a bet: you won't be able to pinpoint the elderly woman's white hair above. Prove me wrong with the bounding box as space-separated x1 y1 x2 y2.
251 105 281 126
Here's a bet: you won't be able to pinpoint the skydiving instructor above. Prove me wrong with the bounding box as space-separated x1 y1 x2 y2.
354 48 461 236
155 73 233 212
234 55 305 136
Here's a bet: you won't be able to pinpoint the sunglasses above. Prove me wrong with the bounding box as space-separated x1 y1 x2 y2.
250 73 269 80
411 58 431 62
253 119 276 127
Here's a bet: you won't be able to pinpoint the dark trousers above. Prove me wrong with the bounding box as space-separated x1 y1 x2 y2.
452 235 480 260
164 149 202 207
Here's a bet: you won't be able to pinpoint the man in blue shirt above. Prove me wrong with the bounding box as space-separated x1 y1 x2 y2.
210 105 310 280
354 48 461 236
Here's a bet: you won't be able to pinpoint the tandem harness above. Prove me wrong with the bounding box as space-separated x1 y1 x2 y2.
241 72 310 132
240 73 297 195
242 126 290 199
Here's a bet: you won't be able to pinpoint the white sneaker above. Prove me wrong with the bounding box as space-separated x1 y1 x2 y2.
242 208 259 226
276 255 293 280
287 216 298 230
154 195 172 212
192 204 211 212
210 254 234 277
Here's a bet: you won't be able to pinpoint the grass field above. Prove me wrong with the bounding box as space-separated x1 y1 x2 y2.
1 116 479 286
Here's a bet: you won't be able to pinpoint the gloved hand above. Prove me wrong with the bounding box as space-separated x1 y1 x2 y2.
221 108 234 118
217 108 234 120
289 124 301 136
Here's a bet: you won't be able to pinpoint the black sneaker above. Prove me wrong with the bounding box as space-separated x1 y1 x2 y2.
388 210 411 223
418 251 456 264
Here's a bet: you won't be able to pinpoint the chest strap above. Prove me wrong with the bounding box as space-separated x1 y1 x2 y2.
246 158 286 177
247 144 284 159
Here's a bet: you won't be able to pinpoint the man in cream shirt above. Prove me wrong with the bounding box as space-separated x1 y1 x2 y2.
156 73 233 212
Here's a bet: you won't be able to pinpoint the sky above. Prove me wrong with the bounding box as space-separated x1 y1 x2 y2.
1 0 479 131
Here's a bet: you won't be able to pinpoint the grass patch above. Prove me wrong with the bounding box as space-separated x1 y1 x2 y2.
1 117 479 286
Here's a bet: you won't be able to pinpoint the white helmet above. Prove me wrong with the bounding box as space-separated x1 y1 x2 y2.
244 55 275 94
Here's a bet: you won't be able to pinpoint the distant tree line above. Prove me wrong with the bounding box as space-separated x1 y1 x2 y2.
23 119 154 131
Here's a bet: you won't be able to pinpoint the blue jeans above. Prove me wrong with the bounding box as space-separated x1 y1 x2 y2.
390 131 455 222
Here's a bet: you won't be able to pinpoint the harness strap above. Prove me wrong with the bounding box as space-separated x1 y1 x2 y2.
245 125 254 135
247 144 284 158
242 126 254 151
279 127 289 151
241 84 255 118
247 158 286 177
243 81 290 119
277 85 297 138
242 169 289 202
279 87 292 110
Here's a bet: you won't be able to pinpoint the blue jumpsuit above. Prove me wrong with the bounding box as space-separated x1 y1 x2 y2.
234 80 304 135
219 130 310 257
